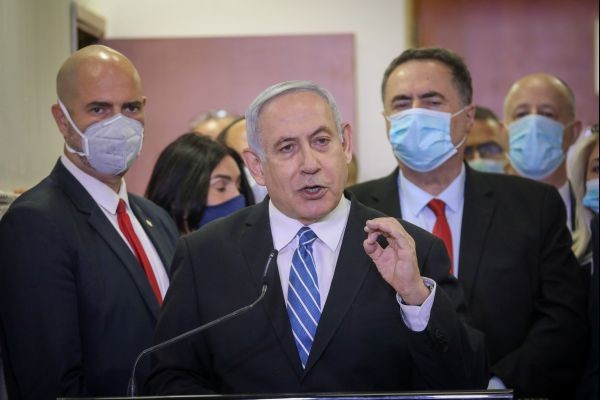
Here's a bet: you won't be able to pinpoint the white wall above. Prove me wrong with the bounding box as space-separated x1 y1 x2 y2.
80 0 407 182
0 0 71 190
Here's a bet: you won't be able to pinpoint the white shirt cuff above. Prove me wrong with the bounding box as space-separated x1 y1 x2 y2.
396 277 436 332
487 376 507 389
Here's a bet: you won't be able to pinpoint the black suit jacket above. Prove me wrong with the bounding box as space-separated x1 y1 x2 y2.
146 195 488 395
349 167 589 399
0 160 178 399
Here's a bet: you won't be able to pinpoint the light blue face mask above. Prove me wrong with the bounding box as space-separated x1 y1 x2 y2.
388 107 468 172
468 158 505 174
508 114 569 180
582 178 599 214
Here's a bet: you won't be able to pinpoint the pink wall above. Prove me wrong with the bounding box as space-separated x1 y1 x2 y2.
415 0 599 126
102 34 356 195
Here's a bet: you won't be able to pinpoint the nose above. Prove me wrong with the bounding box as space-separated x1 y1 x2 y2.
300 147 320 174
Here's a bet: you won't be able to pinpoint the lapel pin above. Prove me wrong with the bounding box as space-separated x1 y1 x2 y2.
145 219 153 227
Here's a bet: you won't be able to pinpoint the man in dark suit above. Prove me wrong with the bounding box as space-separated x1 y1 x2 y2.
146 80 488 395
349 47 588 399
0 45 178 399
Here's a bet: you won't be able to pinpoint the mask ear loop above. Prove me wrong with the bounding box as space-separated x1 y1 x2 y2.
57 99 89 156
451 104 472 149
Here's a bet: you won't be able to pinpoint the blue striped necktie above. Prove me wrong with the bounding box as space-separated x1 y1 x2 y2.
287 227 321 368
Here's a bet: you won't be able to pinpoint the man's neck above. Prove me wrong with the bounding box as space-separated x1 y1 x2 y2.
63 150 122 193
399 157 463 197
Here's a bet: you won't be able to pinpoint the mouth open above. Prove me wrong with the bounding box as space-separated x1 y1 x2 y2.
300 185 327 199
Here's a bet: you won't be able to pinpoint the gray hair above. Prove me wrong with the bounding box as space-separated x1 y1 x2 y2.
245 80 343 159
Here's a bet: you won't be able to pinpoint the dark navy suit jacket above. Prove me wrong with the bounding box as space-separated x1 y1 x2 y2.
146 195 488 395
349 166 588 399
0 160 178 399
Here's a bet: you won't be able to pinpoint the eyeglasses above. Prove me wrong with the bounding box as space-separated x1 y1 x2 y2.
464 141 504 160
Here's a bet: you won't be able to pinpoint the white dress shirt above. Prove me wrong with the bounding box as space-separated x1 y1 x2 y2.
61 155 170 298
398 165 466 277
268 196 437 332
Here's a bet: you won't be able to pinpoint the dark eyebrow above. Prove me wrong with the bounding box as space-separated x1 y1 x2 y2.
123 100 143 109
390 94 412 104
210 175 233 182
85 101 112 109
419 91 446 101
390 91 446 105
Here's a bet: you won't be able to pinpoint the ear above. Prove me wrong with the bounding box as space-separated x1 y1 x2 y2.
242 148 266 186
381 110 391 141
51 103 70 139
499 121 510 151
341 123 354 164
565 120 582 148
463 104 475 134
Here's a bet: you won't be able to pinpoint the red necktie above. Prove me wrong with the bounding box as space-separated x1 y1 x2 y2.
116 200 163 304
427 199 454 275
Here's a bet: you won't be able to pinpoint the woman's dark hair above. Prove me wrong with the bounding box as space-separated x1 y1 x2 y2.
145 133 254 234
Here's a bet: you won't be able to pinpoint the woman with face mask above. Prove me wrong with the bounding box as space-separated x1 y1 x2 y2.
567 124 599 269
145 133 254 235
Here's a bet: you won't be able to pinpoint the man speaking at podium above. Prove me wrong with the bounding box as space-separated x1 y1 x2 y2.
146 81 488 395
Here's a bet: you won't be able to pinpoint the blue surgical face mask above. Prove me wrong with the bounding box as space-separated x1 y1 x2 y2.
582 178 599 214
468 158 505 174
58 99 144 176
388 107 468 172
198 194 246 228
508 114 570 180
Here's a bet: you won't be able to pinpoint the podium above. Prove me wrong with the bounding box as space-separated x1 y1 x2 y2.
60 389 513 399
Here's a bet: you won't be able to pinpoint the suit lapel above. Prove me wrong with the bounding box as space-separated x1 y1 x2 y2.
239 200 304 378
371 169 402 218
130 198 174 276
53 161 161 319
304 198 372 373
458 167 495 301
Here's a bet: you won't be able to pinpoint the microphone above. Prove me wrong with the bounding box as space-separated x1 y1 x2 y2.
127 249 279 397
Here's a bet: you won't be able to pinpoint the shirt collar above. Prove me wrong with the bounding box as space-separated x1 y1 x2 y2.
60 154 129 215
398 164 466 217
269 195 350 252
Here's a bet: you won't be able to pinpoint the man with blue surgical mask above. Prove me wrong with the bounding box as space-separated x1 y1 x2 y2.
349 47 588 399
0 45 178 398
465 106 507 174
503 73 582 231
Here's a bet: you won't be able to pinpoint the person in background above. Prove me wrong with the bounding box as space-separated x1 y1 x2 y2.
577 213 599 400
503 73 581 232
146 80 488 395
146 133 254 235
189 109 239 139
217 117 268 202
465 106 507 174
567 124 599 267
0 190 20 220
348 47 588 399
217 116 248 156
574 124 599 400
0 45 178 398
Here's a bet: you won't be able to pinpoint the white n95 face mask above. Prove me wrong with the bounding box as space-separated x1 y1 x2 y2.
58 99 144 176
